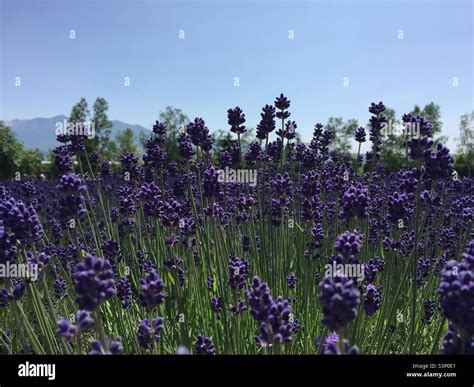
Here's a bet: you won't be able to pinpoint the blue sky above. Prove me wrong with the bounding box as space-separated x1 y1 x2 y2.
1 0 472 150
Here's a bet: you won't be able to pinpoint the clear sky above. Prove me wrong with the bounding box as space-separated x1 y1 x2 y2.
1 0 472 151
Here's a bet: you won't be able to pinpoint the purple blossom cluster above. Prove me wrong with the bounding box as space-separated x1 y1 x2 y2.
0 95 470 356
246 276 295 348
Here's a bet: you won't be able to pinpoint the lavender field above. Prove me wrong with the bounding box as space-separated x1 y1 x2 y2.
0 96 472 355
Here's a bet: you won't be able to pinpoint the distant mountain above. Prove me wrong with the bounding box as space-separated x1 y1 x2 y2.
7 115 149 153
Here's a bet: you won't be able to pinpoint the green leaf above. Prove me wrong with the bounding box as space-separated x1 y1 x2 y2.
167 272 175 285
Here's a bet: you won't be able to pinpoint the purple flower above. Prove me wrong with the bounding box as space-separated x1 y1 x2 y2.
186 118 211 149
271 172 292 197
0 220 17 263
89 336 123 355
309 223 324 250
369 102 386 115
219 150 233 168
165 234 180 248
323 339 360 355
0 197 43 243
339 183 368 220
56 173 85 193
202 166 220 197
229 298 247 315
56 310 94 338
211 296 223 319
407 136 433 161
387 191 410 224
355 127 366 143
462 240 474 269
245 142 264 163
227 106 246 135
363 284 382 316
441 323 474 354
319 276 360 330
195 335 216 355
179 216 196 236
138 271 166 310
246 276 294 347
274 93 291 120
56 318 78 339
178 132 195 161
241 235 252 252
152 120 167 136
73 255 116 311
53 276 68 299
334 230 364 262
363 257 384 283
318 331 339 352
76 310 95 332
416 258 431 286
438 257 474 337
56 173 87 220
368 102 386 160
256 105 276 140
143 139 166 170
117 276 133 309
287 272 297 289
228 256 249 289
207 276 214 292
423 143 454 180
137 318 164 349
422 299 436 324
120 151 139 167
159 198 182 227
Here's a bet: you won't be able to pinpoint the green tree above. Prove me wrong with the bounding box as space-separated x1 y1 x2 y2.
115 128 138 157
0 121 43 179
0 121 23 179
69 97 89 124
212 129 234 153
156 106 189 165
379 108 406 171
68 97 115 164
212 127 255 156
325 117 358 154
17 148 44 177
92 97 113 157
410 102 447 143
455 111 474 176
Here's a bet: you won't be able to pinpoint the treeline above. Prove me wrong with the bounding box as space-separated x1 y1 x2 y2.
0 98 472 180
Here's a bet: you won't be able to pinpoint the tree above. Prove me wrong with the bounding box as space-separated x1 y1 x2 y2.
455 111 474 176
17 149 44 177
0 121 43 179
92 97 113 157
212 127 255 155
157 106 189 165
69 97 89 124
159 106 188 132
378 108 406 171
212 129 234 154
115 128 138 157
0 121 23 179
325 117 358 154
68 97 116 163
410 102 446 143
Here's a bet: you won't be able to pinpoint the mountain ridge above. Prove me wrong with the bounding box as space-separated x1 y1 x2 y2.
6 116 150 153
